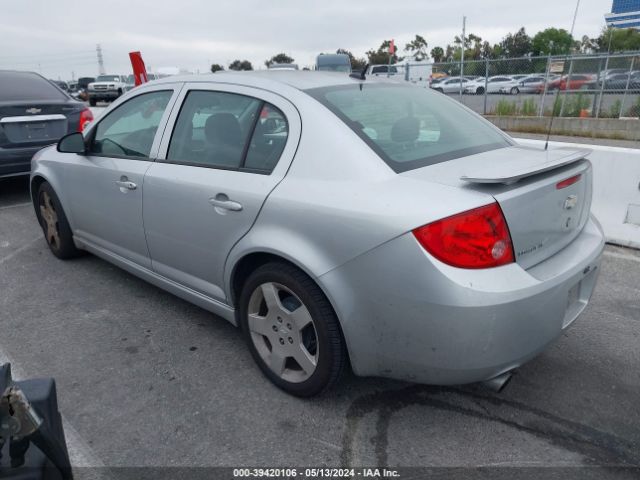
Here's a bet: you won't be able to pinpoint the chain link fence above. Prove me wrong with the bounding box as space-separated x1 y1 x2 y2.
370 52 640 144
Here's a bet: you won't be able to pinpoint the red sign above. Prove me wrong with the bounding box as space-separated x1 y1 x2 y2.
389 39 396 55
128 51 148 86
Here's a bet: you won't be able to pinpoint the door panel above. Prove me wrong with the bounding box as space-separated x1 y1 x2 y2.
66 86 180 268
143 84 301 302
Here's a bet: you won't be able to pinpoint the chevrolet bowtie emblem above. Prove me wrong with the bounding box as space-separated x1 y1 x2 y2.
25 107 42 114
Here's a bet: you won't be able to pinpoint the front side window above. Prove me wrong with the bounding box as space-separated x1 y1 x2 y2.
306 83 511 173
167 90 288 172
88 90 172 159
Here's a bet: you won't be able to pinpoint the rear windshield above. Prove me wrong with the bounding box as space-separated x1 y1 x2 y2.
0 71 68 102
306 83 511 173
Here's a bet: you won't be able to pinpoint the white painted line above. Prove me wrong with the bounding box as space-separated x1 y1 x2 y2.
603 250 640 264
0 202 32 210
0 346 105 467
0 237 42 265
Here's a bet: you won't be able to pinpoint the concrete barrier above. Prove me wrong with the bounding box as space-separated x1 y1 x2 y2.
515 138 640 249
490 116 640 142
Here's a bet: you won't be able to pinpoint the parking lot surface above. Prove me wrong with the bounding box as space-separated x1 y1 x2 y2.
1 175 639 473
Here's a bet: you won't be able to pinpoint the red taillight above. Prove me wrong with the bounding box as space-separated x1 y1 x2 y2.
413 203 515 269
556 174 581 189
78 108 94 132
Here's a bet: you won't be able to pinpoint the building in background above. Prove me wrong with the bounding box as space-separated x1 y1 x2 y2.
605 0 640 29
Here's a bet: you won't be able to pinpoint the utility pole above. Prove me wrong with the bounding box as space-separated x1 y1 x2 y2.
459 16 466 98
570 0 581 38
96 44 105 75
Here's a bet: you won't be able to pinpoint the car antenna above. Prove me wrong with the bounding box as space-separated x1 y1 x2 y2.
545 1 582 151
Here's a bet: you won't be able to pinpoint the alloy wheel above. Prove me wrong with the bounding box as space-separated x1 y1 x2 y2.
39 191 60 249
247 282 319 383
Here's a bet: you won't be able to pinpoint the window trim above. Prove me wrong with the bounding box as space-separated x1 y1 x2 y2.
160 89 286 175
85 89 175 162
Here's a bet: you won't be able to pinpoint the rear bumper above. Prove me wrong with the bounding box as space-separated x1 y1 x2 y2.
320 216 605 385
0 145 46 177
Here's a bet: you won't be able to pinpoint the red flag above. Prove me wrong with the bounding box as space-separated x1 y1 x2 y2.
128 51 148 86
389 39 396 55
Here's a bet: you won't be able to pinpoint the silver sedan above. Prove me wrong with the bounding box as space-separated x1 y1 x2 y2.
30 72 604 396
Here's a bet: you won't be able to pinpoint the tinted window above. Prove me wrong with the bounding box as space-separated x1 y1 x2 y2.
0 71 68 101
89 90 172 159
167 91 262 169
307 83 511 173
244 104 289 172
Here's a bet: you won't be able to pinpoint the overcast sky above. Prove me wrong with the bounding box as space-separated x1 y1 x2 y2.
0 0 612 80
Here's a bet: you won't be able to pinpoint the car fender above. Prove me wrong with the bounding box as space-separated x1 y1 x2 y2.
30 146 77 230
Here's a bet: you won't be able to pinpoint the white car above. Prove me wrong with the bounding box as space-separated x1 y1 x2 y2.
464 76 517 95
430 76 470 94
87 74 128 106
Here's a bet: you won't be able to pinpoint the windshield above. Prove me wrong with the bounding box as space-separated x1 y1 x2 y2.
97 75 121 82
306 83 512 173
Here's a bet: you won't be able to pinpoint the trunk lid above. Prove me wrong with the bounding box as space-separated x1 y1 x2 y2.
0 101 83 149
401 145 593 269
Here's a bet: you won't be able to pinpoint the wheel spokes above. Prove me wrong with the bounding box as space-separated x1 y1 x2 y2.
290 304 313 331
292 344 317 375
40 192 60 248
247 313 272 337
261 282 282 311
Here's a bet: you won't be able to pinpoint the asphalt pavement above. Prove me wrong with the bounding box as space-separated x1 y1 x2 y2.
0 175 639 476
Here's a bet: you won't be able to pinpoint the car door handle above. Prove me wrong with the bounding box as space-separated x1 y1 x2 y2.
115 180 137 190
209 196 243 211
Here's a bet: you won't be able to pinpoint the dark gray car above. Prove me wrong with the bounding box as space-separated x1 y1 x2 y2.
0 70 93 178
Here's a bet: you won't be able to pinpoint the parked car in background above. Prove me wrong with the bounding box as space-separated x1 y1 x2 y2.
50 80 69 92
548 74 597 91
123 73 161 92
67 81 78 92
74 77 95 101
430 76 470 93
366 65 400 76
87 74 128 105
464 76 514 94
32 72 603 396
598 68 629 84
498 75 546 94
0 70 93 178
316 53 351 73
602 72 640 92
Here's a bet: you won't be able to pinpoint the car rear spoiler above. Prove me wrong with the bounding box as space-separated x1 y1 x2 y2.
460 147 591 185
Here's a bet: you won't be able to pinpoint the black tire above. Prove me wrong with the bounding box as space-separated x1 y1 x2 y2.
89 98 97 106
239 262 346 397
510 87 519 95
36 182 83 259
476 87 485 95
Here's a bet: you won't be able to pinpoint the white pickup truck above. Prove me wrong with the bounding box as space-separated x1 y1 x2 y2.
87 74 127 106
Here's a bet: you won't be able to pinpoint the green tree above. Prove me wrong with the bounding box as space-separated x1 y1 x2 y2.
595 27 640 52
366 40 402 64
229 59 253 71
336 49 367 71
499 27 532 57
264 53 295 68
210 64 224 73
404 34 429 61
430 46 445 63
532 28 575 55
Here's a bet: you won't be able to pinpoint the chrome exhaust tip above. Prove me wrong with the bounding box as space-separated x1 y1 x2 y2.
481 371 513 392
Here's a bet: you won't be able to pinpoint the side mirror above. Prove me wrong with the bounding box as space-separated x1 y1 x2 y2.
57 132 85 154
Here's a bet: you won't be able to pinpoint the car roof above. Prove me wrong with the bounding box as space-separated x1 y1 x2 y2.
151 71 364 91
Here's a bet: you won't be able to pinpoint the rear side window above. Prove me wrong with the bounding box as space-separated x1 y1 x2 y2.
167 90 288 173
306 83 511 173
0 71 68 101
